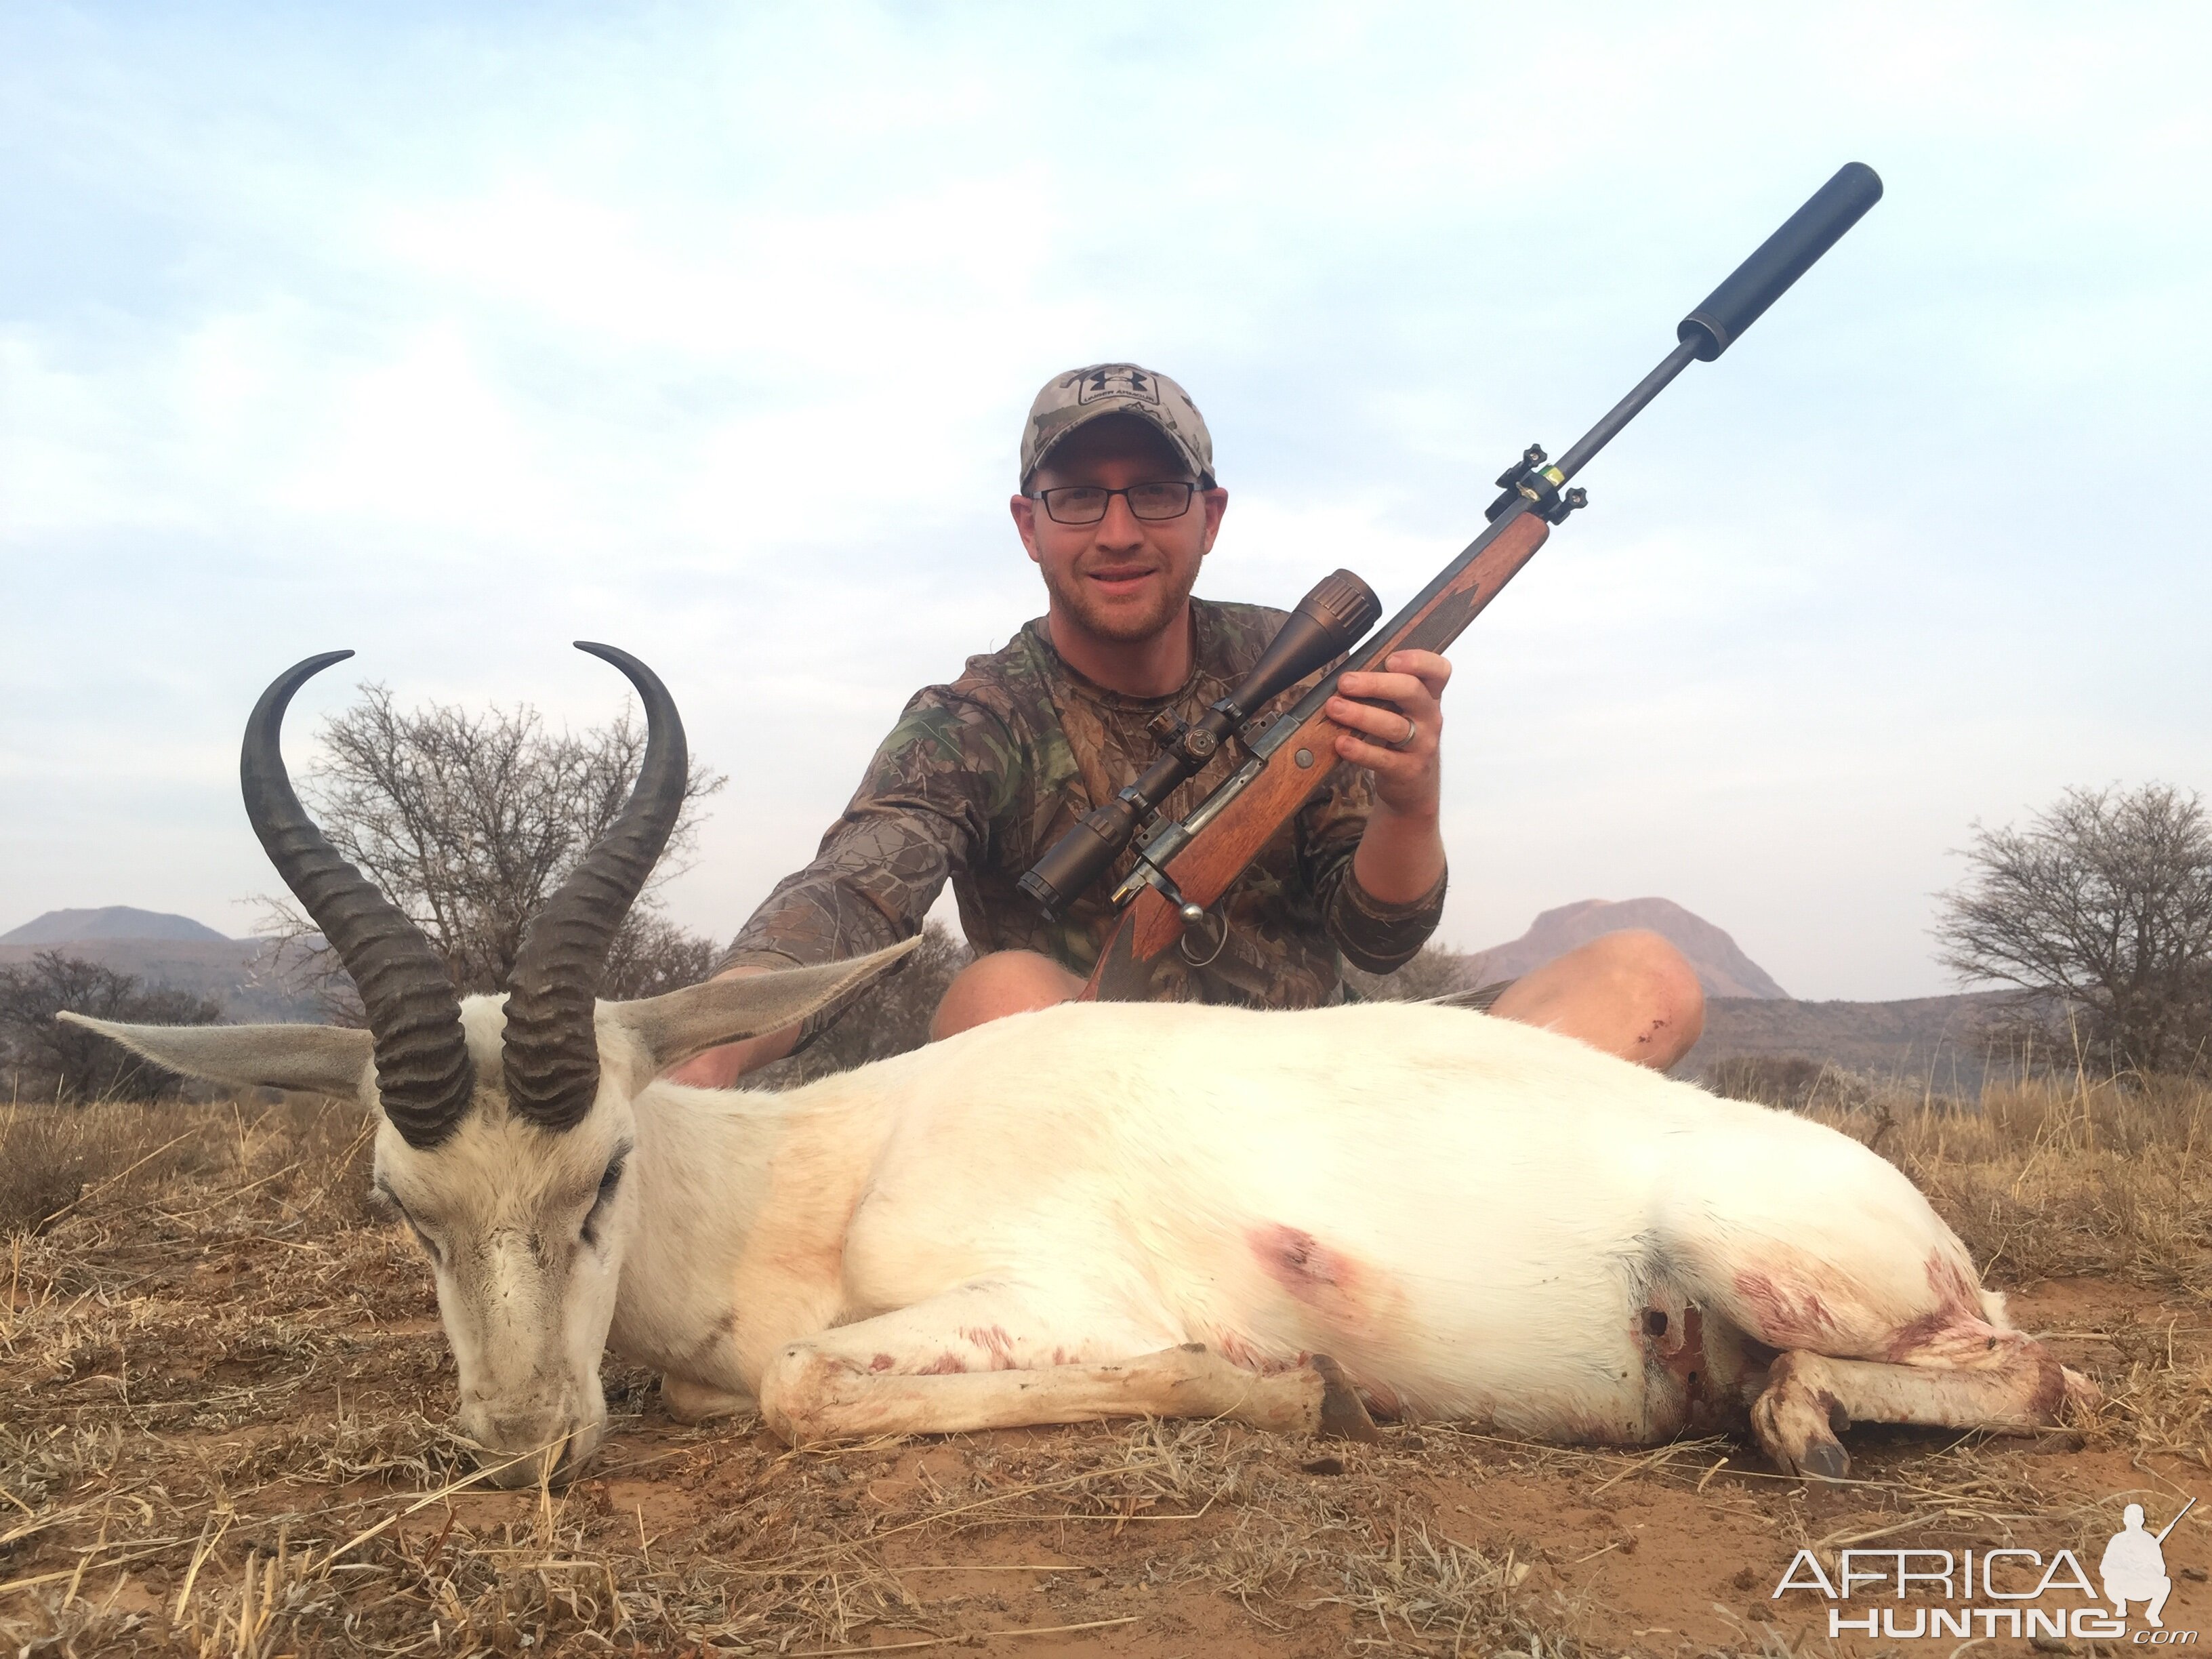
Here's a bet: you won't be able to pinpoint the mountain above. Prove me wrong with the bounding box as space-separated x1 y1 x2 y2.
1 907 233 944
1465 898 1788 1000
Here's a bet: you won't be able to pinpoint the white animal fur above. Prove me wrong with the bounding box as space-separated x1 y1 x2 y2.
72 977 2090 1488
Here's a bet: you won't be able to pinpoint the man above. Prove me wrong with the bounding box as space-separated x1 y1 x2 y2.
2100 1503 2173 1628
672 364 1702 1086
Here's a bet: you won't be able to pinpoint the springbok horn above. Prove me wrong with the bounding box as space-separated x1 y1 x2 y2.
242 653 475 1148
501 643 688 1132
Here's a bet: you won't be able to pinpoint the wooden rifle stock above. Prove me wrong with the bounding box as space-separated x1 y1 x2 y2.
1080 507 1551 1001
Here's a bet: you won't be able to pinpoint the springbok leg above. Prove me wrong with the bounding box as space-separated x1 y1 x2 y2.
752 1283 1376 1446
661 1375 756 1425
1748 1332 2094 1479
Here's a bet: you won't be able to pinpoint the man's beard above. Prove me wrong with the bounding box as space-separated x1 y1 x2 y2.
1041 557 1202 645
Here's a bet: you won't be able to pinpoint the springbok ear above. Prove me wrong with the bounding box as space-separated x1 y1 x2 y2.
615 938 923 1071
58 1013 376 1098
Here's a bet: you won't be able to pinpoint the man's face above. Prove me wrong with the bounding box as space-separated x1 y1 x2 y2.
1010 415 1228 647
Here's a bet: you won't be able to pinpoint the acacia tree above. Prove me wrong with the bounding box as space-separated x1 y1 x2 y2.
0 951 222 1101
261 684 729 1012
1934 783 2212 1075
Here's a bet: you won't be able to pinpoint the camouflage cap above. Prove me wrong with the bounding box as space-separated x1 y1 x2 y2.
1020 363 1215 489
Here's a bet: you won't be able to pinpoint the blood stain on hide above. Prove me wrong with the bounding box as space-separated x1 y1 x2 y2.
959 1324 1019 1370
1884 1313 2007 1365
1250 1223 1357 1297
868 1353 895 1372
1923 1250 1982 1314
1660 1308 1704 1389
1635 1302 1713 1435
1875 1250 1999 1361
1214 1330 1296 1375
918 1353 966 1375
1732 1268 1842 1347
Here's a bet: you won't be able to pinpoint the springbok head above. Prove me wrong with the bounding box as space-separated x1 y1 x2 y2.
66 645 909 1486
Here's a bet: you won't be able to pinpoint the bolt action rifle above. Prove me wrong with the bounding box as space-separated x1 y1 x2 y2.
1019 162 1885 1002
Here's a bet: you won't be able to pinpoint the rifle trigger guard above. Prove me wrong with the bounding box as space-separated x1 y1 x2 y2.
1136 865 1229 968
1178 903 1230 969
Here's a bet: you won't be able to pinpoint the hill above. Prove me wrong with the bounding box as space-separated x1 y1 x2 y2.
0 937 323 1023
1680 990 2018 1099
1 907 232 945
1465 897 1788 1000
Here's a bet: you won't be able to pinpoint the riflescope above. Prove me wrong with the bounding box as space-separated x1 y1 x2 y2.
1018 569 1382 916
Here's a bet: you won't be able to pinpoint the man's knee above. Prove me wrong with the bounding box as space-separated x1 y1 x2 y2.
1594 928 1706 1054
928 950 1084 1042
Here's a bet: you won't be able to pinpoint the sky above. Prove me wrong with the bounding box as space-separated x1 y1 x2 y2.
3 2 2207 1000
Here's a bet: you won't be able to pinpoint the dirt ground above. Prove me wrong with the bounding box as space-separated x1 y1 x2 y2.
3 1085 2208 1656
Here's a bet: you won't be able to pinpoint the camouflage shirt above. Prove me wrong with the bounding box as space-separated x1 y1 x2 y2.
723 598 1446 1024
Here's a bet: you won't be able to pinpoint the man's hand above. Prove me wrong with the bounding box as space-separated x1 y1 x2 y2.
1330 650 1451 906
1328 649 1450 819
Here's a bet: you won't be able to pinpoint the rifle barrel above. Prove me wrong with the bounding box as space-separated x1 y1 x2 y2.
2156 1496 2196 1544
1554 336 1702 483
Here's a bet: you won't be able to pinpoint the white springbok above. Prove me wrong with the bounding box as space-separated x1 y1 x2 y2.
70 645 2094 1489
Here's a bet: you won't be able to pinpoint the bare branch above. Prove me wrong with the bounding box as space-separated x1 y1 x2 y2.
1934 784 2212 1075
253 682 729 1003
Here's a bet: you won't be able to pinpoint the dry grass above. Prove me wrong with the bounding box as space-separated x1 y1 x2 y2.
0 1099 232 1238
0 1074 2207 1656
1814 1070 2212 1292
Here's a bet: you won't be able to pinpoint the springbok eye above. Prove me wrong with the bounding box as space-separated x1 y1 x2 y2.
373 1183 442 1265
581 1156 626 1248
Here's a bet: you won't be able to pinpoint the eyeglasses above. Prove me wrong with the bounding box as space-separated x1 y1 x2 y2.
1031 481 1198 525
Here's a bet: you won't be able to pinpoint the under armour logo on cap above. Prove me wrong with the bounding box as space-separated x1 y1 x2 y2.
1075 365 1162 405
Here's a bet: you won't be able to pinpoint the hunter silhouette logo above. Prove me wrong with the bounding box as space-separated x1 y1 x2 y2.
2104 1498 2192 1629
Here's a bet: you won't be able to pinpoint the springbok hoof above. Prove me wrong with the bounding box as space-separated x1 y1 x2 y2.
1750 1370 1852 1481
1797 1439 1851 1482
1310 1353 1382 1443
